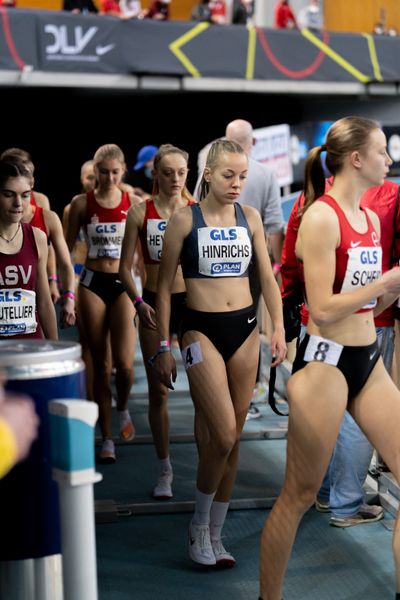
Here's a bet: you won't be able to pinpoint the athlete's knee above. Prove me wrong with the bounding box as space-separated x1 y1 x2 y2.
283 483 318 514
113 364 134 381
212 429 237 459
148 389 168 409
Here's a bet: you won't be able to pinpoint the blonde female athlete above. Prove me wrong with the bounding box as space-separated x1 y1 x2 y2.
259 116 400 600
120 144 194 498
66 144 141 463
153 140 286 567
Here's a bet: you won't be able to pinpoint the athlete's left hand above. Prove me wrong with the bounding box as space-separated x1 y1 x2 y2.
151 351 177 390
270 327 287 367
60 297 76 328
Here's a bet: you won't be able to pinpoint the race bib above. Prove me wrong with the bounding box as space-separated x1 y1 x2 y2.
0 288 37 336
197 226 251 277
341 246 382 310
181 341 202 370
304 335 343 366
87 221 126 259
146 219 167 262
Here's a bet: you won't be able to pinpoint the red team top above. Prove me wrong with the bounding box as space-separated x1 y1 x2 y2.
281 179 399 327
0 223 42 338
139 198 194 265
317 194 381 314
30 205 48 236
84 190 131 260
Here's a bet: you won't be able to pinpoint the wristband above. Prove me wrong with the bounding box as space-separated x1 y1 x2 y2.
48 275 58 283
272 262 281 274
158 340 170 349
157 345 171 353
148 347 171 366
134 296 143 309
63 290 75 300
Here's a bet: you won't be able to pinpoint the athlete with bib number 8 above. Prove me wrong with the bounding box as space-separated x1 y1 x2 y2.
153 139 286 568
260 117 400 600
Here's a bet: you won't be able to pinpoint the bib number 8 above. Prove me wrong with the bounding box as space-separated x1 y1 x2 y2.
313 341 330 362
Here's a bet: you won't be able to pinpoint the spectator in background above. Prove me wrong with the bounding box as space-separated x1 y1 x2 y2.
297 0 323 30
143 0 170 20
0 377 39 480
130 145 158 199
63 0 98 13
100 0 122 16
191 0 211 22
232 0 254 25
274 0 297 29
210 0 226 24
100 0 144 18
120 0 143 17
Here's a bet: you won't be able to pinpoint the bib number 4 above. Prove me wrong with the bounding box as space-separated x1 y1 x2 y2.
181 341 202 370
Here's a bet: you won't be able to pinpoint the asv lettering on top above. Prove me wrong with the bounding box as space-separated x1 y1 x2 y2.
44 25 115 61
0 265 32 286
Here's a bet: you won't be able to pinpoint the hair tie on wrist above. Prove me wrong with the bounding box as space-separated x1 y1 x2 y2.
134 296 143 309
63 291 75 300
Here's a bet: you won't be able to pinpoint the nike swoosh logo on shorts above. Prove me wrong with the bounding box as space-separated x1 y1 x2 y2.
369 351 376 360
350 241 361 248
248 316 256 324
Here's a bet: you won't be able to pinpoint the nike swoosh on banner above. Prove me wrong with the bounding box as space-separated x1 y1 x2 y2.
96 44 115 56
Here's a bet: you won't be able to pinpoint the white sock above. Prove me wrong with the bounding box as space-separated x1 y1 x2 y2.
192 489 216 526
210 501 229 541
159 457 172 474
118 409 131 426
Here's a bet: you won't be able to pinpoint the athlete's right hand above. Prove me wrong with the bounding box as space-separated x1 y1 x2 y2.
136 302 156 329
151 351 177 390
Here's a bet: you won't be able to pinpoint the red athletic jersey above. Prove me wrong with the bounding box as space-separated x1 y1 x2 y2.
0 223 42 338
85 190 131 260
317 194 381 314
281 179 394 325
30 205 48 237
361 179 399 326
139 198 194 265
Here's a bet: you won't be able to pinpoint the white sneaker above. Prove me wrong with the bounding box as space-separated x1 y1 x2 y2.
252 381 269 404
211 538 236 568
188 522 216 566
99 439 116 463
153 470 173 499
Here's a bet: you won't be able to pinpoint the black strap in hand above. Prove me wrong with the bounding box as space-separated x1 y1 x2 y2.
268 365 288 417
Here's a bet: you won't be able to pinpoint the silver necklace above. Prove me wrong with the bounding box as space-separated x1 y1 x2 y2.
0 223 21 243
